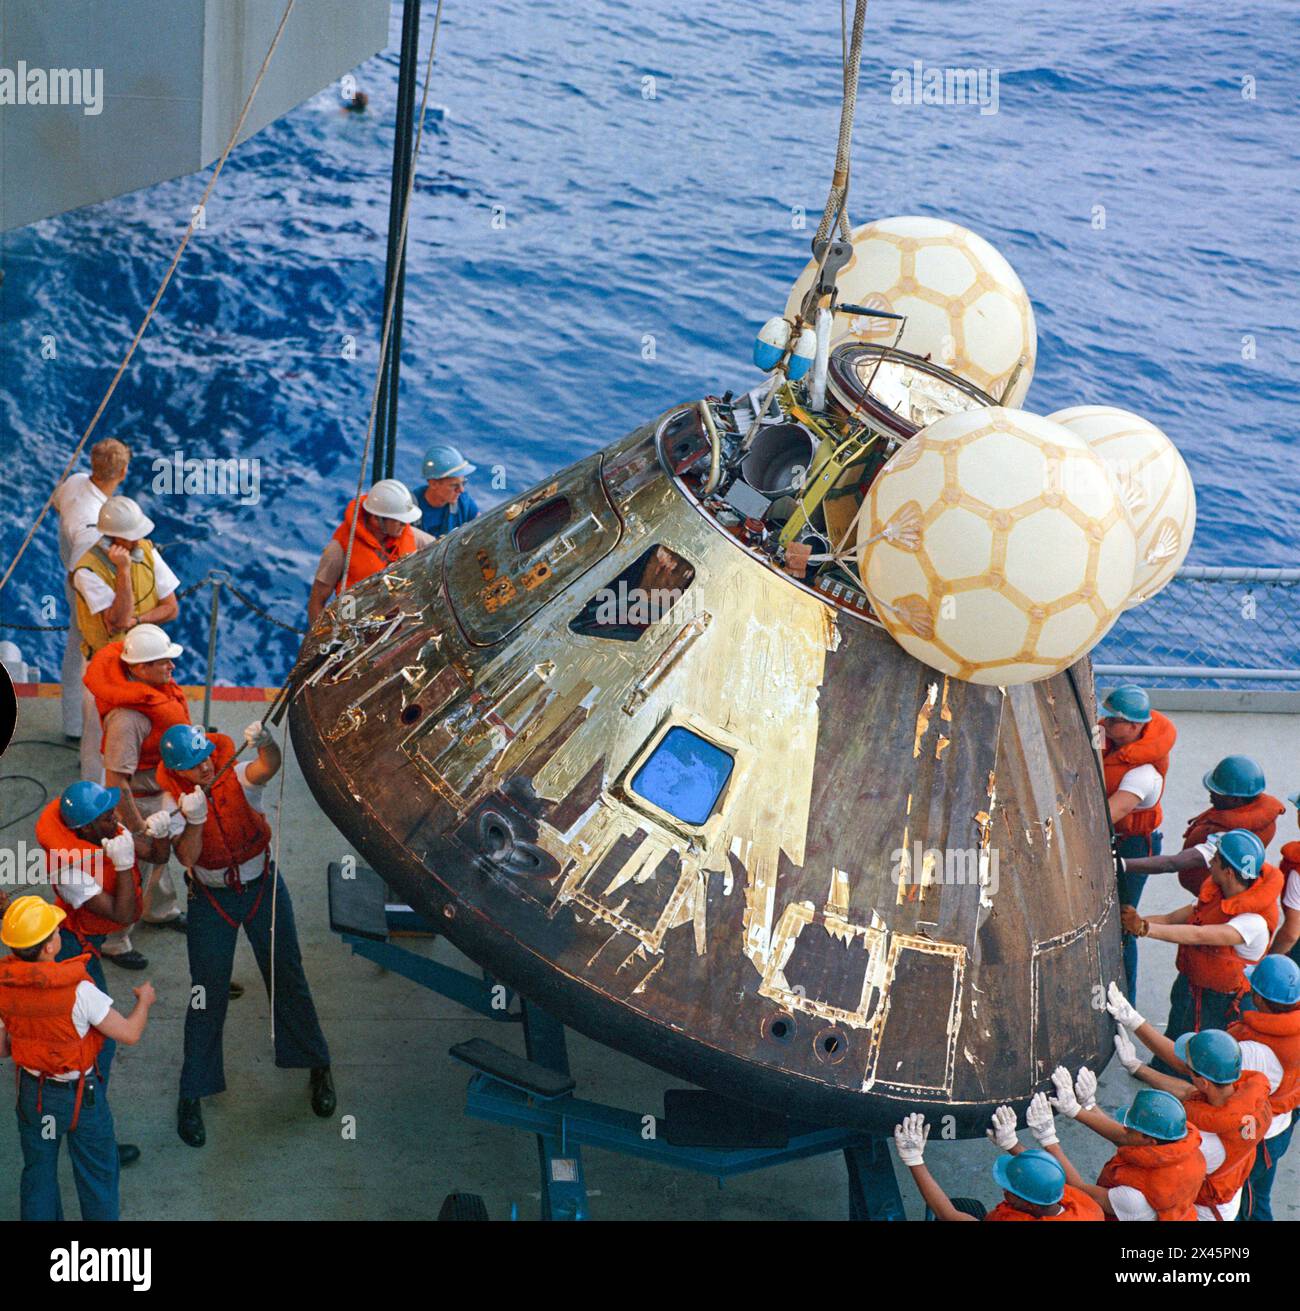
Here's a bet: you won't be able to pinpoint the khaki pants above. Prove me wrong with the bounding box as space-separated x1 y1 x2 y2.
101 791 183 956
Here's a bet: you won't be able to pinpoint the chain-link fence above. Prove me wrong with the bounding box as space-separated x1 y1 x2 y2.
1094 567 1300 691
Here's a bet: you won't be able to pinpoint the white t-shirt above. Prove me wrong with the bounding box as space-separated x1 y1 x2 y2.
1116 764 1163 811
164 763 269 888
73 541 179 614
1240 1037 1293 1138
314 528 434 588
1283 869 1300 912
53 474 108 570
1108 1185 1158 1221
2 979 114 1082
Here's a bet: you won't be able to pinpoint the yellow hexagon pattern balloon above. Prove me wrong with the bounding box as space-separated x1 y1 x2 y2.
785 215 1038 406
1048 405 1196 609
857 407 1138 685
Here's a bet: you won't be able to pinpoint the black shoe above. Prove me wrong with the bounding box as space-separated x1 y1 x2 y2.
309 1067 336 1118
145 914 188 934
102 949 149 971
177 1097 205 1148
117 1144 141 1167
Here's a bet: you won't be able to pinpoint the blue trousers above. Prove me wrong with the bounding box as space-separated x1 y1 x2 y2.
1152 972 1240 1075
1116 831 1162 1007
16 1069 119 1221
55 931 114 1085
1237 1116 1296 1222
180 869 330 1100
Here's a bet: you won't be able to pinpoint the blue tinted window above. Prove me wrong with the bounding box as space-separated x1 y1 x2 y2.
630 727 734 825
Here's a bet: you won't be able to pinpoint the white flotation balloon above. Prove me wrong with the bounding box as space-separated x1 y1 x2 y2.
786 215 1038 406
858 407 1137 685
1048 406 1196 608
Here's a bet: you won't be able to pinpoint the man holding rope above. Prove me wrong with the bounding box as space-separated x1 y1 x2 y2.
154 722 333 1148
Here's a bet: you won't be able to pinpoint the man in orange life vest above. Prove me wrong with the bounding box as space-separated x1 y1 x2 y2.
0 896 155 1221
307 478 433 624
1120 755 1286 900
155 722 333 1148
1100 685 1177 1002
83 623 191 968
38 779 170 1166
893 1105 1103 1221
1107 1013 1271 1221
1044 1069 1206 1220
1268 789 1300 966
1110 970 1297 1222
1122 829 1283 1047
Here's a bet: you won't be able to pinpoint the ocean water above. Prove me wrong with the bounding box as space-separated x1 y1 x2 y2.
1 0 1296 687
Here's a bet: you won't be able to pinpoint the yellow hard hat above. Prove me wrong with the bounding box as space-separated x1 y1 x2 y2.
1 896 66 950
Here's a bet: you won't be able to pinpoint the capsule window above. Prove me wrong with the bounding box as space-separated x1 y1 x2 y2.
511 496 572 554
568 544 695 642
629 726 734 826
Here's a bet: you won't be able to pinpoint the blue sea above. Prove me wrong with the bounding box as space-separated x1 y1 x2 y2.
1 0 1296 687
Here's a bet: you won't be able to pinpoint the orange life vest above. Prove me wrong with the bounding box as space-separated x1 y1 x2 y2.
83 640 190 773
1281 840 1300 881
1102 711 1177 837
1229 1007 1300 1117
34 800 141 942
984 1186 1104 1222
156 733 271 875
330 499 417 594
1175 864 1283 996
1179 794 1287 895
0 954 105 1078
1184 1072 1273 1208
1096 1127 1205 1221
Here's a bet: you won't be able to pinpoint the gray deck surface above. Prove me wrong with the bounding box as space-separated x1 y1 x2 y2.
1 691 1295 1220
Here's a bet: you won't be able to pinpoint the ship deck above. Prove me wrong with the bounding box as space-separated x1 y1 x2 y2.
2 686 1296 1220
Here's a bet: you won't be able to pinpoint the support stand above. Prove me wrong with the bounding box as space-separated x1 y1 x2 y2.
328 862 906 1220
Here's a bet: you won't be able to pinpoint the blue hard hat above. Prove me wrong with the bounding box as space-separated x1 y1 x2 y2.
160 723 215 771
421 443 476 480
1203 755 1266 799
1247 955 1300 1007
1101 685 1152 724
1206 829 1266 882
992 1148 1066 1207
1118 1088 1188 1142
1174 1029 1243 1084
1287 790 1300 810
59 780 121 830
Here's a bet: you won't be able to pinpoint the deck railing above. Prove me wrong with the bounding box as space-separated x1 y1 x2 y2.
1094 567 1300 690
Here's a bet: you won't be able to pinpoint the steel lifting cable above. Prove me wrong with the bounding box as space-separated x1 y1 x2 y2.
0 0 298 599
813 0 868 250
339 0 447 591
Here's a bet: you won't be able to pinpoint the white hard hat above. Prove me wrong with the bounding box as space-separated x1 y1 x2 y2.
121 623 183 664
98 495 154 541
362 478 421 525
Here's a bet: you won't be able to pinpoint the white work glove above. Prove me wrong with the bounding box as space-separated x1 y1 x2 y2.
1114 1027 1143 1074
143 809 172 839
986 1104 1019 1151
100 830 136 872
1106 980 1145 1032
1075 1066 1099 1112
1049 1066 1082 1119
1026 1092 1059 1146
893 1112 929 1167
243 720 273 750
180 788 208 825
